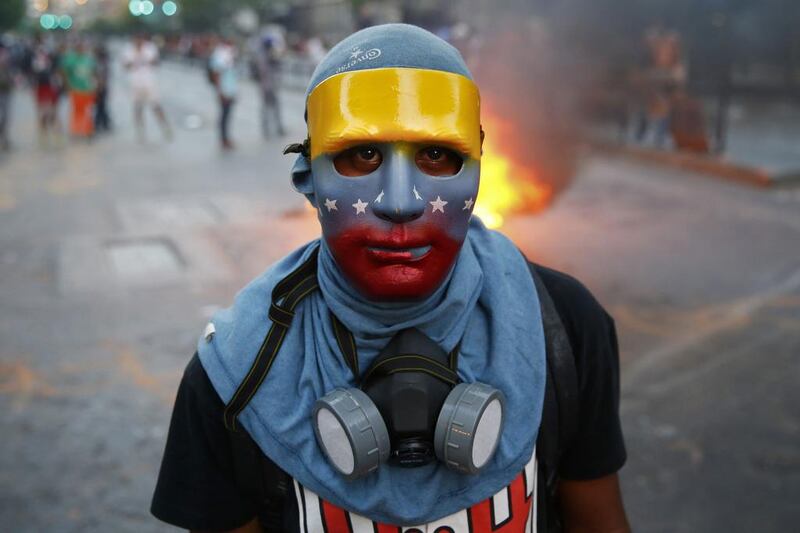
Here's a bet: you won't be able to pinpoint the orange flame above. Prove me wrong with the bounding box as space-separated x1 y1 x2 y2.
476 112 552 228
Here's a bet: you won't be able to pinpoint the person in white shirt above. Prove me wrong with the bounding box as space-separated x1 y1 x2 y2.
208 36 239 150
122 34 171 142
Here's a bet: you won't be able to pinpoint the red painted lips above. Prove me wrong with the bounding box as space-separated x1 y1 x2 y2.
366 246 432 262
326 223 461 301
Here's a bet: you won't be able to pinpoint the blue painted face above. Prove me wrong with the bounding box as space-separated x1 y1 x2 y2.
309 142 480 300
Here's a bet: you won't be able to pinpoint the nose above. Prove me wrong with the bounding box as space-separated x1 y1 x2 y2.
373 153 425 224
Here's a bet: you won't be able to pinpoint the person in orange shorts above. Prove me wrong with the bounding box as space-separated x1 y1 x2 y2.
60 40 96 138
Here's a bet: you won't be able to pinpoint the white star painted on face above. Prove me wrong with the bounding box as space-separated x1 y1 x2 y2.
413 186 423 200
375 190 384 203
324 198 338 212
463 198 475 211
352 198 368 215
350 48 363 59
430 196 448 213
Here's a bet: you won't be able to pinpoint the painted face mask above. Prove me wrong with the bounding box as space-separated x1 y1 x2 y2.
300 67 482 301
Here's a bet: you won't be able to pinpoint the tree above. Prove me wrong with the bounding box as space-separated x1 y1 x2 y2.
0 0 25 31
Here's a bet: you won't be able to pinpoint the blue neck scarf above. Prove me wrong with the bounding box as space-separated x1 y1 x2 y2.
198 219 546 525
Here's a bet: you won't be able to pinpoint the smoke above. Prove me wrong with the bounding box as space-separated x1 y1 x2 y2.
452 2 585 207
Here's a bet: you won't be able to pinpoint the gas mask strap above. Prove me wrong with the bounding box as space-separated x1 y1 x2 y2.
224 246 321 431
329 315 461 384
361 354 459 386
447 341 461 372
330 312 359 380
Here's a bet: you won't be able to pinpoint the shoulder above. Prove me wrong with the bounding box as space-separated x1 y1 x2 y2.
529 262 619 395
152 355 263 530
530 265 626 481
180 352 227 419
530 263 613 337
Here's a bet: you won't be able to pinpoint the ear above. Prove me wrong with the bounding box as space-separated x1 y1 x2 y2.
290 155 318 207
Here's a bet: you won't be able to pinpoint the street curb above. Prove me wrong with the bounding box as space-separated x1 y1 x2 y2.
588 140 795 188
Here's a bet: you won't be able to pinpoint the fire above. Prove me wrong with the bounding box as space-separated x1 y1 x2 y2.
476 113 552 229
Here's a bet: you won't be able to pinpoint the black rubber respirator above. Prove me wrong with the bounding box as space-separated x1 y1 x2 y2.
313 328 505 479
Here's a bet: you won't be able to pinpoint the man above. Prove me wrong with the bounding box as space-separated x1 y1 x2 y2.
29 36 61 144
93 42 112 133
253 35 286 139
209 36 239 150
0 40 13 151
61 39 96 138
152 24 629 532
121 34 171 142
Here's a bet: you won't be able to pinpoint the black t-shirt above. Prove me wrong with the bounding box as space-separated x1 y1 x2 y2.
151 264 626 531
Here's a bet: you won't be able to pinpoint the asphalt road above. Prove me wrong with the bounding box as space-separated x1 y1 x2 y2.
0 60 798 532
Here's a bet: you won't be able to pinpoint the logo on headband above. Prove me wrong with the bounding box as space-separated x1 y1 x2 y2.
335 46 382 74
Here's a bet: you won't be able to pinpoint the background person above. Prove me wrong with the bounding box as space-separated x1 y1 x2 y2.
634 26 687 148
0 40 12 151
30 36 62 144
209 36 239 150
122 34 172 142
60 39 96 139
253 35 286 139
93 43 112 133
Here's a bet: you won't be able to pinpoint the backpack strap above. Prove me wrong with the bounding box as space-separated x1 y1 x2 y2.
222 246 321 529
528 262 579 532
223 246 320 431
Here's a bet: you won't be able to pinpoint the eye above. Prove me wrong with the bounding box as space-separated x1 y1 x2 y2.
426 147 444 160
415 146 463 177
333 145 383 177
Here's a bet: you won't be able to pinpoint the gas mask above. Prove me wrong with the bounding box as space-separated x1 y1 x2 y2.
313 328 505 479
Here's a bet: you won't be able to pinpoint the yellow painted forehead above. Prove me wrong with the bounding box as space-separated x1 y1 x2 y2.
306 67 481 160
